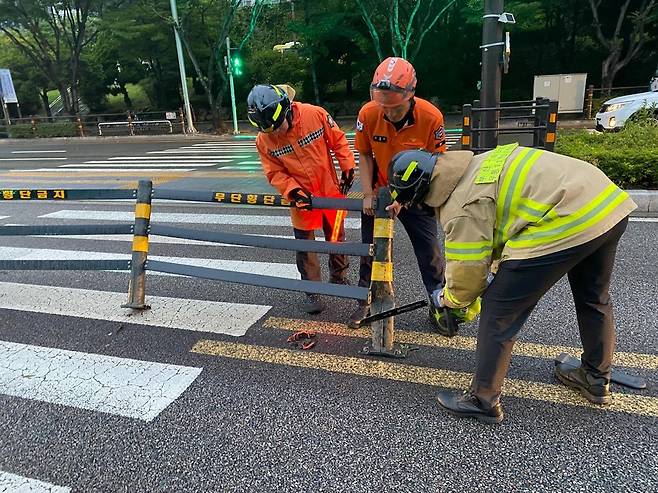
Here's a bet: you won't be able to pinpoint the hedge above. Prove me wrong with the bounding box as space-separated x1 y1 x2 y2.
8 122 79 139
555 118 658 190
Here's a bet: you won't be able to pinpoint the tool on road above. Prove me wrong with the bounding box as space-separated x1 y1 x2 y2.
287 330 317 350
360 299 428 324
554 352 647 390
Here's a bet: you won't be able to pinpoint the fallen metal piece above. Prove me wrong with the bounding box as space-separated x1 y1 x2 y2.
359 343 416 359
287 330 317 350
359 299 429 325
555 352 647 390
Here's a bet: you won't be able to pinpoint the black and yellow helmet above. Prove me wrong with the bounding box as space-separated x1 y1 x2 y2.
247 84 291 133
388 149 437 207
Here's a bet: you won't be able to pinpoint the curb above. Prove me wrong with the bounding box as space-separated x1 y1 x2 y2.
628 190 658 214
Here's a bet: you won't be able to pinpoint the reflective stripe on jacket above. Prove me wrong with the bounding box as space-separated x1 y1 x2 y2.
424 145 637 308
256 102 356 230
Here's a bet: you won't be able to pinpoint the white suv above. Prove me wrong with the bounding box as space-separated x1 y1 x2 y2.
595 90 658 131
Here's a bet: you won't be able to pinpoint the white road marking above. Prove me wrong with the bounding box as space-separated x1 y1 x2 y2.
39 210 361 229
0 216 10 220
0 158 67 161
108 156 245 161
237 161 263 165
61 162 224 167
0 470 70 493
217 166 262 170
629 217 658 222
0 281 271 337
0 339 202 422
17 168 194 173
35 233 252 247
11 150 67 154
0 246 301 279
147 150 253 156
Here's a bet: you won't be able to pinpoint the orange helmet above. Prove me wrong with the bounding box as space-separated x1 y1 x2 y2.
370 57 417 107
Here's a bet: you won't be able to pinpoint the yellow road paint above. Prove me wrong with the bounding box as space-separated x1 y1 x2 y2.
191 339 658 418
263 317 658 370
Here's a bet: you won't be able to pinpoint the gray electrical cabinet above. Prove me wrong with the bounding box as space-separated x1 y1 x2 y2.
533 73 587 113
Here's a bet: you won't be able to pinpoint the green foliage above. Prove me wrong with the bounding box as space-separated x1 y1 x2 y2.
556 117 658 189
9 122 79 139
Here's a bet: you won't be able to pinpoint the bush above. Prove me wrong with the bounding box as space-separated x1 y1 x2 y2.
555 116 658 189
9 122 80 139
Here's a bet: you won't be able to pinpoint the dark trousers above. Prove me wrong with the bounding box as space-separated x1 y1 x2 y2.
471 217 629 408
358 204 444 303
293 215 349 283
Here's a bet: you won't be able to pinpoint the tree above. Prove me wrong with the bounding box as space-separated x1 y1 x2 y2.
0 0 108 114
355 0 456 62
589 0 658 92
147 0 265 128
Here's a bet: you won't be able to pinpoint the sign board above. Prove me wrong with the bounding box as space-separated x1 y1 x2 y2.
165 111 176 120
0 69 18 104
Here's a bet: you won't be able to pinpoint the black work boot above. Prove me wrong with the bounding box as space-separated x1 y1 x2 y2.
555 363 611 405
436 390 504 424
348 302 370 329
302 294 324 314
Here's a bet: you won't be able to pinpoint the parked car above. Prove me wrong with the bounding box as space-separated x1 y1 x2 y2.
595 90 658 131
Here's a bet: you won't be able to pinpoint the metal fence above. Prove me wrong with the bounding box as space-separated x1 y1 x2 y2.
0 183 402 357
461 98 558 154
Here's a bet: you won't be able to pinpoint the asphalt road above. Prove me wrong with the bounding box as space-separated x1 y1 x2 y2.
0 137 656 492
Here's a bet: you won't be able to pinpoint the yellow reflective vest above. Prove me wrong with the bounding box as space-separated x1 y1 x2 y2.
424 144 637 309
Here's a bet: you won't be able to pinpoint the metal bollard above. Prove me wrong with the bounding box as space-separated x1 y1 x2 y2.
360 187 408 358
127 112 134 136
76 114 85 137
545 100 558 152
461 104 472 151
122 180 153 309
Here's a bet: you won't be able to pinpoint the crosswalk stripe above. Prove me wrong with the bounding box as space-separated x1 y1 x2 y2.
0 247 301 279
107 156 249 160
39 210 361 229
191 339 658 418
32 233 252 247
147 150 255 155
629 217 658 223
0 471 70 493
264 317 658 370
24 168 195 173
0 281 272 336
61 162 225 167
0 339 202 422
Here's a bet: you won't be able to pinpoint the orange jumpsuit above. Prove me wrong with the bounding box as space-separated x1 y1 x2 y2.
256 101 356 231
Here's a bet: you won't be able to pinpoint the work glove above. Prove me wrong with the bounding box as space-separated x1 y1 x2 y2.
289 188 312 210
429 288 481 337
339 168 355 195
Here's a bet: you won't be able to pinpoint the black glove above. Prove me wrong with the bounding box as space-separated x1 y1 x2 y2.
339 168 355 195
289 188 312 210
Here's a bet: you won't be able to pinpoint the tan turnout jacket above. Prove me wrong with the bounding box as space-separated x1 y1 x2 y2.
424 144 636 308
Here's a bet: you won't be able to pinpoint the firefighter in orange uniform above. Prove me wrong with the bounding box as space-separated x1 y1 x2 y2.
248 84 357 314
349 57 447 329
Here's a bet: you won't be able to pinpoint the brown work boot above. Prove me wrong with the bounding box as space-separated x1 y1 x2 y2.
348 302 370 329
555 363 611 405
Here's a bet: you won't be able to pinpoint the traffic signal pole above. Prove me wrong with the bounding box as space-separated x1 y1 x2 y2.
226 37 240 135
480 0 504 150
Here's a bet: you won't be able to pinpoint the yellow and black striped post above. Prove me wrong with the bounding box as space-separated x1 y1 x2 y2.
360 187 408 358
122 180 152 309
461 104 472 151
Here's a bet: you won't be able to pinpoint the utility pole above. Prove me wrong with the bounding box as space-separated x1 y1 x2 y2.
480 0 504 150
169 0 197 133
225 36 240 135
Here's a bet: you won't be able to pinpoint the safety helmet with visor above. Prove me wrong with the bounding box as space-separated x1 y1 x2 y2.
370 57 417 108
247 84 291 133
388 149 437 207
